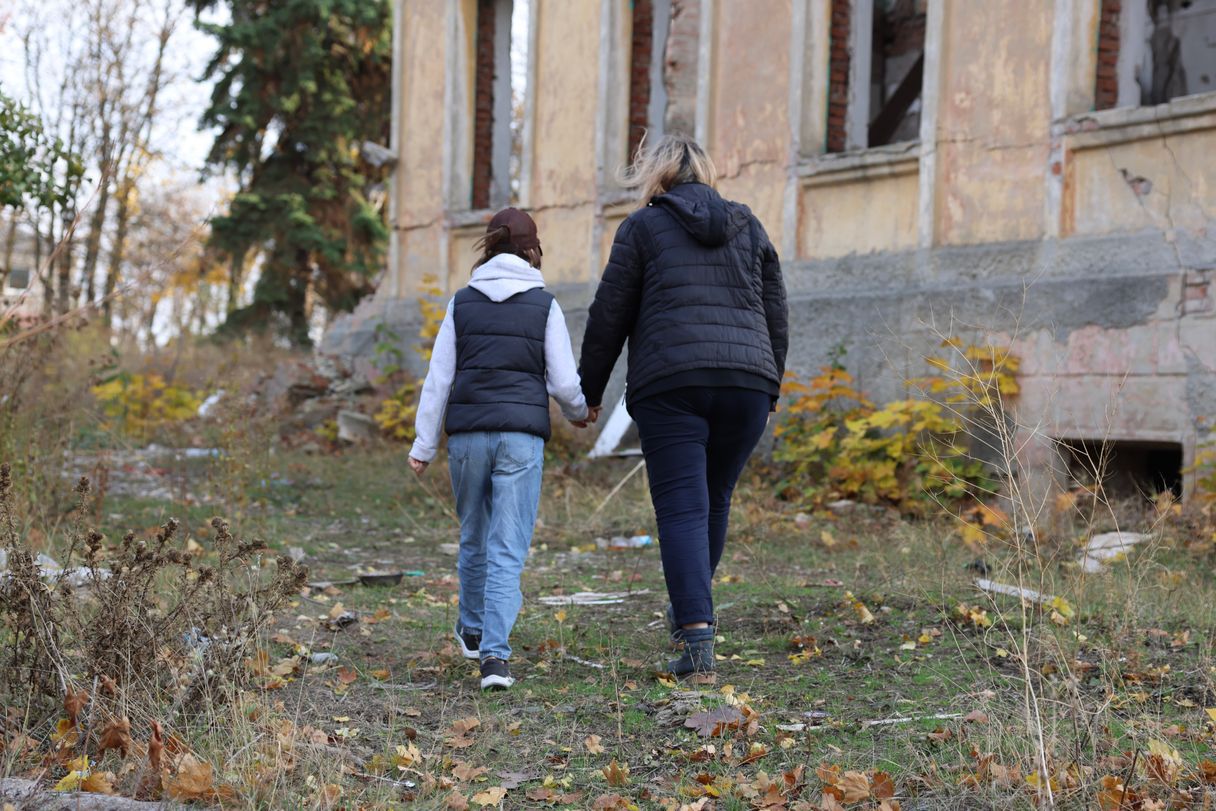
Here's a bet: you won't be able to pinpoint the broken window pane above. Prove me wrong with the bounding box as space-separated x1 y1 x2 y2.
5 268 30 290
868 0 925 147
1137 0 1216 105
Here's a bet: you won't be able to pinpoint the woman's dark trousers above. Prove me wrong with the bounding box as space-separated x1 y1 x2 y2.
629 386 770 628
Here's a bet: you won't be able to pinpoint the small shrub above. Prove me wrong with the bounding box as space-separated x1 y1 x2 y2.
372 274 445 443
92 372 202 443
0 462 307 787
772 340 1017 517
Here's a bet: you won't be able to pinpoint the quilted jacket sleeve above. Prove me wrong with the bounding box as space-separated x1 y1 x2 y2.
759 227 789 381
578 217 644 407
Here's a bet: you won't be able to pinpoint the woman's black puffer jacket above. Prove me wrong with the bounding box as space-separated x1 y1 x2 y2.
578 182 789 408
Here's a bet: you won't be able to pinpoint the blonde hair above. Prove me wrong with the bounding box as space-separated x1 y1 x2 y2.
619 132 717 206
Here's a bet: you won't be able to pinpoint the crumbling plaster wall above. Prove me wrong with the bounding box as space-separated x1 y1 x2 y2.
328 0 1216 498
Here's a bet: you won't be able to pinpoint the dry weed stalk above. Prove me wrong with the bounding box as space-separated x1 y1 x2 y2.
0 463 307 764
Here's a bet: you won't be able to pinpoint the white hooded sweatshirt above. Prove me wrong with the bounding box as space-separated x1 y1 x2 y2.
409 253 589 463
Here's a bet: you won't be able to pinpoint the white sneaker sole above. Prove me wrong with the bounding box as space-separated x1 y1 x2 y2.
480 674 515 690
455 629 480 660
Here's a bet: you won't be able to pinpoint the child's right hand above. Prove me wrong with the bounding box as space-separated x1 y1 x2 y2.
409 457 429 476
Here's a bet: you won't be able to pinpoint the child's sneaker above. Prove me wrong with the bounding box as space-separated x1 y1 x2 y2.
455 623 481 660
480 657 514 690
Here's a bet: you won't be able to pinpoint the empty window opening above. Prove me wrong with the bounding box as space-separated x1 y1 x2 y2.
827 0 925 153
868 0 925 146
1056 438 1183 502
508 0 530 203
1095 0 1216 110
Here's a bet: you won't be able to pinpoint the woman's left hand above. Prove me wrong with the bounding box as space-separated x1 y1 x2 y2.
409 457 429 476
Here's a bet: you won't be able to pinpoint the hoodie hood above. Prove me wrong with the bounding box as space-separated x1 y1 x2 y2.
468 253 546 302
651 182 745 247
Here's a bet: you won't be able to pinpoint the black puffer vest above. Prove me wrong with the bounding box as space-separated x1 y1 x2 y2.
444 286 554 440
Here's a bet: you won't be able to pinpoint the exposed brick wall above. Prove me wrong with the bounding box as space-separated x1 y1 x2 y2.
663 0 699 135
628 0 655 160
827 0 852 153
471 0 497 210
1095 0 1122 110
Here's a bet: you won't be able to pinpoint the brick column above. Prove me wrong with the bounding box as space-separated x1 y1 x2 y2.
472 0 497 210
827 0 852 153
1095 0 1121 110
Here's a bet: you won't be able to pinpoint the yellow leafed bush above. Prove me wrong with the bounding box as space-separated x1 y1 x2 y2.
92 373 202 443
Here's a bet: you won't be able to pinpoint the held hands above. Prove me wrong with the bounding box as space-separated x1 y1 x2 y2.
568 405 603 429
409 457 429 476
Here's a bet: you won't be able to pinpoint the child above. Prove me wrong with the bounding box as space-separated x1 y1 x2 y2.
409 208 593 690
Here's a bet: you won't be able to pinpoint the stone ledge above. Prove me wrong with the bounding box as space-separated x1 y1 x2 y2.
1060 91 1216 149
797 140 920 187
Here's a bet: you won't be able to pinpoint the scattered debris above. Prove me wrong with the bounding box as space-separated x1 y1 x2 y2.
337 409 377 444
827 499 856 514
288 546 308 563
537 589 651 606
439 543 460 556
595 535 652 550
563 653 606 670
975 578 1053 605
864 713 963 727
358 571 404 587
1080 531 1150 573
310 652 340 665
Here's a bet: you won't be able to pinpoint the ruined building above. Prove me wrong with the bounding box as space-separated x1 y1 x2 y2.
324 0 1216 500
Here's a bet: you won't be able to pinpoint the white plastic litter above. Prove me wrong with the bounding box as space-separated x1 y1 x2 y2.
975 578 1053 605
310 652 339 665
537 589 651 606
596 535 652 550
1079 531 1149 573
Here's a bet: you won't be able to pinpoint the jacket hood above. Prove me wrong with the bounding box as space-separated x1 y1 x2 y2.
651 183 745 247
468 253 546 302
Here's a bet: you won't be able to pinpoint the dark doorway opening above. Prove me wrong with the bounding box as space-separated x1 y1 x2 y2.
1056 438 1183 501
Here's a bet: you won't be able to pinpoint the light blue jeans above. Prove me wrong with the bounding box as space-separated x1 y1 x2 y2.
448 431 544 661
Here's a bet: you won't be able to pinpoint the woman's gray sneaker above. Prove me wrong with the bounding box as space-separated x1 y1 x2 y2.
664 626 716 684
480 657 515 690
455 623 481 660
665 603 718 646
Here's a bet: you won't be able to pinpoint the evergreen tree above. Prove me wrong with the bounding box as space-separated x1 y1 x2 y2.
190 0 392 345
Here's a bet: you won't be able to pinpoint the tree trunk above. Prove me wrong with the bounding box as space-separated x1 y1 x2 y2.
102 177 134 329
80 169 112 307
1 216 16 291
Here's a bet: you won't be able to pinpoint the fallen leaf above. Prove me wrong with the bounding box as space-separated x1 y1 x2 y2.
453 761 488 782
63 689 88 725
591 793 632 810
602 759 630 786
838 770 871 802
81 770 116 794
336 666 358 685
684 707 744 737
395 742 422 769
97 717 132 757
870 770 895 800
53 755 90 791
585 734 605 754
471 785 507 806
163 754 218 802
963 709 989 724
371 668 391 681
446 793 470 811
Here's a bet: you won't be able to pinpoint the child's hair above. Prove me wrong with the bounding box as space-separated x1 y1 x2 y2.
472 227 543 272
618 131 718 207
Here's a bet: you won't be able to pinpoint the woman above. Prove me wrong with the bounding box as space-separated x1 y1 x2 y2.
578 133 788 683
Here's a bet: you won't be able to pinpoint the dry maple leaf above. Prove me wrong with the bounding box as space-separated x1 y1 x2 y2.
602 759 630 786
819 791 847 811
685 707 744 737
336 666 358 685
63 688 88 725
591 794 632 810
837 771 871 803
963 709 989 724
452 761 488 782
81 770 116 795
446 792 470 810
470 785 507 806
164 754 218 802
870 770 895 800
585 734 605 754
97 717 132 758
